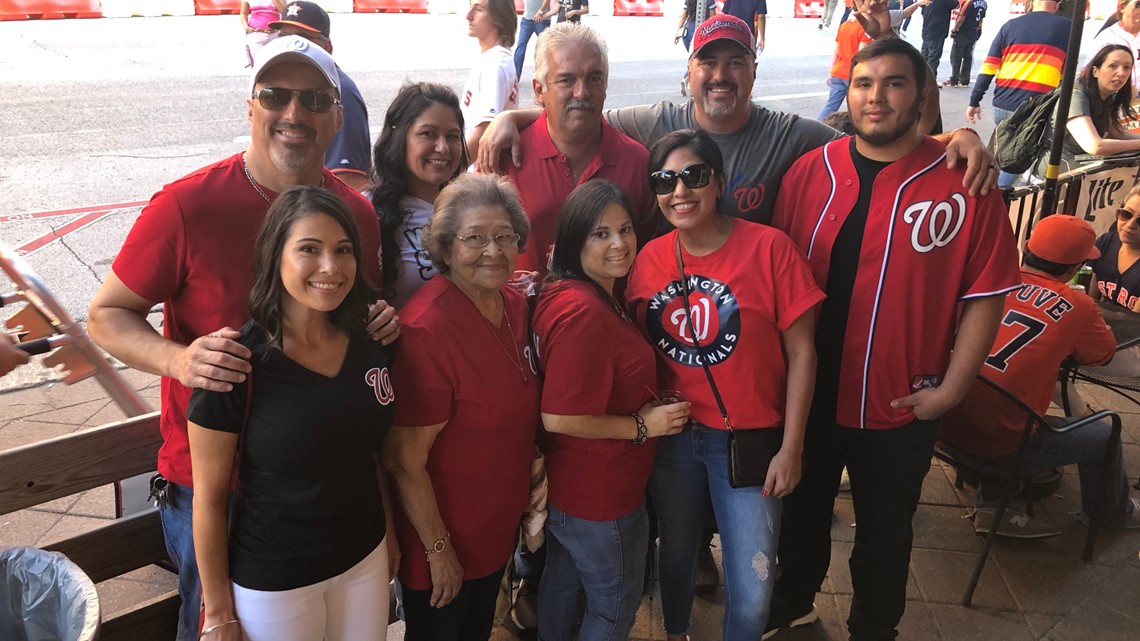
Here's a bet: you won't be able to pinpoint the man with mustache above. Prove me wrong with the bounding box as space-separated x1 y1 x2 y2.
87 36 396 641
767 37 1020 640
481 8 997 227
501 21 655 276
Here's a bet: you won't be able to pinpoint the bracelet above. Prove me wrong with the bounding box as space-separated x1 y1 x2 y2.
632 412 647 445
200 619 239 638
956 127 980 139
425 531 451 556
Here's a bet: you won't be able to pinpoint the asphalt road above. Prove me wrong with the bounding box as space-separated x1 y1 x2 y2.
0 10 1101 382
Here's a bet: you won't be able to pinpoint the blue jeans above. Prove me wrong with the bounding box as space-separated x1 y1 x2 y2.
513 18 551 78
160 481 201 641
819 76 849 120
978 416 1135 526
650 424 782 640
921 37 946 76
993 107 1021 188
538 503 648 641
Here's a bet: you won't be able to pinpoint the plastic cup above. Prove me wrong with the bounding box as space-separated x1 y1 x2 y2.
507 270 537 297
660 389 688 404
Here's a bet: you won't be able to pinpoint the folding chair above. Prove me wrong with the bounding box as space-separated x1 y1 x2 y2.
934 375 1122 606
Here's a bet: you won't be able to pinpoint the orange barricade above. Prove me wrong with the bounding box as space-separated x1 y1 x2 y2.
354 0 428 12
0 0 100 20
194 0 240 14
1010 0 1026 14
793 0 824 18
515 0 524 14
613 0 663 16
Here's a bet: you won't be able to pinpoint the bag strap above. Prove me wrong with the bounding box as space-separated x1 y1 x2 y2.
674 235 733 431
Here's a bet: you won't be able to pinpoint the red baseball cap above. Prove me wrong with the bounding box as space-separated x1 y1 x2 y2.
1027 215 1100 264
690 15 756 59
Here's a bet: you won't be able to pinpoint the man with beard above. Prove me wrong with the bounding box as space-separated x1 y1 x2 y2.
766 37 1020 640
480 9 995 227
87 36 397 641
502 21 655 275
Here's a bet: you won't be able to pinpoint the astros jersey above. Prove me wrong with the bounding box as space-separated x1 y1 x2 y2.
772 136 1021 430
976 270 1116 454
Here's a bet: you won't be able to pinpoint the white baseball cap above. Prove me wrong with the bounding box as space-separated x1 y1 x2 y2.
249 35 341 97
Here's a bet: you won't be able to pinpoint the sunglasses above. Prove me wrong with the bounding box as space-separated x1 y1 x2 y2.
649 164 714 195
1117 208 1138 223
252 87 340 114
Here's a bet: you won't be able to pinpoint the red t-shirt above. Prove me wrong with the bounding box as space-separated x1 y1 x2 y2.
504 112 656 276
532 280 657 521
975 270 1116 455
391 277 540 589
111 154 382 487
626 220 825 430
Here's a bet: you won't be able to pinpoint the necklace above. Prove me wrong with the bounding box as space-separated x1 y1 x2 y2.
482 294 529 383
242 153 323 205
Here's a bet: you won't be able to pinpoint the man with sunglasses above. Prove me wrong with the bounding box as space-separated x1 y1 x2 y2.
480 6 997 227
767 37 1020 640
501 22 655 276
974 214 1140 537
87 36 393 641
270 1 371 191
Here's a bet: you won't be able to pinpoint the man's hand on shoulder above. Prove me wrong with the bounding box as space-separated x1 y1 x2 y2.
944 128 998 196
169 327 252 393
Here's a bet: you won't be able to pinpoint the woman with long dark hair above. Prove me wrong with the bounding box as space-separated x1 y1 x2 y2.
370 83 466 308
532 180 690 640
188 186 396 641
1039 44 1140 174
626 129 822 641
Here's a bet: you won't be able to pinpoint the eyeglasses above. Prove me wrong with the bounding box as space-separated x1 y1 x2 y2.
455 233 521 250
649 164 714 195
1117 208 1138 223
252 87 340 113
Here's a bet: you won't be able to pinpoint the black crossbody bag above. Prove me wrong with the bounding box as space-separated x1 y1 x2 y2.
675 236 783 489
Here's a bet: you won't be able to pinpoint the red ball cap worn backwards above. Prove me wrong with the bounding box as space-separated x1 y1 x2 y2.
1027 215 1101 265
269 1 331 38
690 14 756 59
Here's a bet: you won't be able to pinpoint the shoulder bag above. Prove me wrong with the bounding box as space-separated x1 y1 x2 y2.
674 235 783 489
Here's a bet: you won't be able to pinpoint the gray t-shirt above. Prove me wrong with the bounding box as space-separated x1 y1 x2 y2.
524 0 546 17
604 100 841 225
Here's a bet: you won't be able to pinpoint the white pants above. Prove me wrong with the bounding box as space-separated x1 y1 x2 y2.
245 31 277 67
233 538 389 641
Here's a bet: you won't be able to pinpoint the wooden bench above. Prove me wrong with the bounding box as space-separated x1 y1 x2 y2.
0 412 179 640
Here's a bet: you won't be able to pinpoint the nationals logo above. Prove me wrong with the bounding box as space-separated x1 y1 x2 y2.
901 194 966 253
645 274 741 367
365 367 395 405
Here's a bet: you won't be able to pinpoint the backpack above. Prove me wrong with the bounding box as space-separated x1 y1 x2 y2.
992 88 1063 175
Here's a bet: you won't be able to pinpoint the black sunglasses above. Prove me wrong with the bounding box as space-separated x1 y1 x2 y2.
1117 208 1138 222
252 87 340 114
649 164 714 195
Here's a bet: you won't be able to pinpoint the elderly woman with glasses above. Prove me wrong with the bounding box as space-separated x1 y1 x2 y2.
625 129 823 641
383 173 539 641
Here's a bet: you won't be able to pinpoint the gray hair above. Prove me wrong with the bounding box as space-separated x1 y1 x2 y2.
533 22 610 92
422 174 530 275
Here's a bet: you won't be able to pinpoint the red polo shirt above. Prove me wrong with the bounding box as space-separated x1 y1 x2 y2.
503 112 656 276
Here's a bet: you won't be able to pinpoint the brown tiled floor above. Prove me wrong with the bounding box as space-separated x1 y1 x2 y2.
2 371 1138 640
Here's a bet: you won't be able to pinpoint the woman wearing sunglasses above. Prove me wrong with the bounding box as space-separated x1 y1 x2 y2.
371 83 467 309
626 129 823 641
383 174 539 641
187 186 395 641
531 180 690 640
1090 184 1140 313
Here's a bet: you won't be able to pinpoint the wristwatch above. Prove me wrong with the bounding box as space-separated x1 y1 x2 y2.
425 531 451 556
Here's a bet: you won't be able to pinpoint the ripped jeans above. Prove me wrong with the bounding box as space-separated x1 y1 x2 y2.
649 423 782 641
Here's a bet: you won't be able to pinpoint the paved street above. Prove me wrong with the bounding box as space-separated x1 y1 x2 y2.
2 8 1136 641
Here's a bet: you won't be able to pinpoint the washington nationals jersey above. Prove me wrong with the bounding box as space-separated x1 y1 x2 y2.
772 136 1020 430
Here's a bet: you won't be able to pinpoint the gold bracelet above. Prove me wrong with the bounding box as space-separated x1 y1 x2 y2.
200 619 239 638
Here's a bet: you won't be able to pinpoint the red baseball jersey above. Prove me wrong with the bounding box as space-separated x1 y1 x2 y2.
772 136 1021 430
